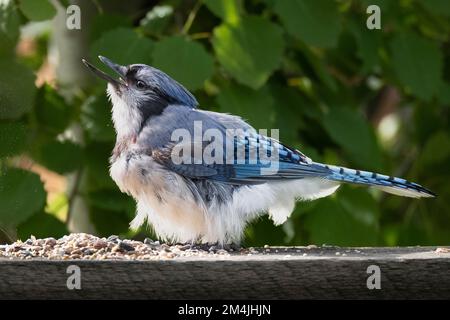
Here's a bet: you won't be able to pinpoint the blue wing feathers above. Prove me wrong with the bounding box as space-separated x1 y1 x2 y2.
154 126 435 197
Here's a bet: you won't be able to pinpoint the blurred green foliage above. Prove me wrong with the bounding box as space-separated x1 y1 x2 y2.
0 0 449 246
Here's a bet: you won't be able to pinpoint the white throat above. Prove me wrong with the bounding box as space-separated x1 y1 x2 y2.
107 84 142 139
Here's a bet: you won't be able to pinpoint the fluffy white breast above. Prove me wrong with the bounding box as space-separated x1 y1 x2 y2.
110 151 208 243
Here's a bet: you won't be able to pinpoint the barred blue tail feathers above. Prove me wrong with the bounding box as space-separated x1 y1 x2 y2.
314 162 436 198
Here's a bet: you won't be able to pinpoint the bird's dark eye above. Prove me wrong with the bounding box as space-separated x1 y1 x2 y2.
135 80 146 89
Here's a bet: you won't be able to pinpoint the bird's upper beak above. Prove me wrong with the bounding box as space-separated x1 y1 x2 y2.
82 56 128 88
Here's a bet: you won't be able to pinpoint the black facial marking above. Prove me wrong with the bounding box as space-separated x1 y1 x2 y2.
126 66 139 80
126 66 178 133
138 98 169 122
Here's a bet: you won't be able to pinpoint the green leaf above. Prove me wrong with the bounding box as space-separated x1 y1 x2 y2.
301 45 337 91
0 0 21 42
19 0 56 21
0 60 36 120
438 82 450 106
418 131 450 168
80 94 115 142
338 186 379 227
244 215 287 247
390 32 443 101
204 0 242 24
0 32 15 59
349 20 382 73
0 121 27 158
212 16 284 89
322 107 383 170
140 5 173 35
216 84 276 129
84 142 116 191
89 207 130 237
360 0 390 6
87 189 135 218
34 141 83 174
18 211 68 240
45 192 68 219
420 0 450 17
152 36 214 90
90 14 132 43
274 0 341 48
270 85 306 144
35 84 74 135
90 28 154 68
303 198 378 246
412 103 442 145
0 168 46 227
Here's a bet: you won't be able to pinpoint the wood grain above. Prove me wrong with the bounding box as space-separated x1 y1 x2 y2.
0 246 449 299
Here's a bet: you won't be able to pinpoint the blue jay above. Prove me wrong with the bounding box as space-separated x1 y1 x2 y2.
82 56 435 244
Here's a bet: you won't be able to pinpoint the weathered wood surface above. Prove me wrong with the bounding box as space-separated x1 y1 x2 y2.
0 246 449 299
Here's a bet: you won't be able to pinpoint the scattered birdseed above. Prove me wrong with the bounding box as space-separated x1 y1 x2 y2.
0 234 380 260
0 233 231 260
107 235 119 242
93 240 108 249
119 241 135 252
179 244 191 251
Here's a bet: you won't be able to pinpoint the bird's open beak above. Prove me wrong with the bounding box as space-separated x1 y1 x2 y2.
82 56 127 88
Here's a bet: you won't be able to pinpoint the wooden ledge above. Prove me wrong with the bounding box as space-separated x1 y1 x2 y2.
0 246 449 299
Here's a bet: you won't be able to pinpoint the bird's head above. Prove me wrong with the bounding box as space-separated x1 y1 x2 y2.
82 56 198 138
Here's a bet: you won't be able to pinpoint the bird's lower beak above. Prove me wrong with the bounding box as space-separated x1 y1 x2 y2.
82 56 127 88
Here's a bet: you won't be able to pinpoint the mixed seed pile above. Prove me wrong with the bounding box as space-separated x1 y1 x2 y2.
0 233 233 260
4 233 445 260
